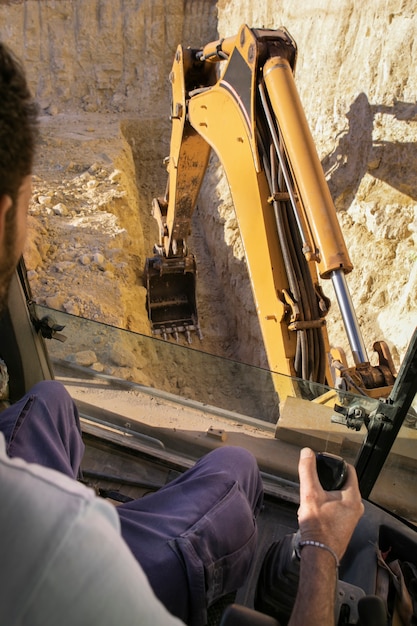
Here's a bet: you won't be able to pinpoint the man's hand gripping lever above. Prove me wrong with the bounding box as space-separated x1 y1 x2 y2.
255 448 367 626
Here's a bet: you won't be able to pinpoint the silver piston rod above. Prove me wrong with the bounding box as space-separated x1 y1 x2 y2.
331 269 368 365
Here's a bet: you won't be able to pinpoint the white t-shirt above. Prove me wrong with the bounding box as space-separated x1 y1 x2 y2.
0 433 184 625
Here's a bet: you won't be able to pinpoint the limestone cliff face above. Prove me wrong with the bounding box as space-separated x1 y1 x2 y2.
1 0 416 369
1 0 217 115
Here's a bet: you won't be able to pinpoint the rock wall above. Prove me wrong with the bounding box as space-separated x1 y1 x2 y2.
1 0 217 116
1 0 416 372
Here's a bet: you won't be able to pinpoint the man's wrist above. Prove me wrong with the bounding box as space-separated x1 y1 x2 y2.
294 530 340 568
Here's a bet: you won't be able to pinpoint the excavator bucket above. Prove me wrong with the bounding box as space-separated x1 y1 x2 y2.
144 254 202 342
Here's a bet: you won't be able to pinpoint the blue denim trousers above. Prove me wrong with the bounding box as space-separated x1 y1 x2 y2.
1 380 264 625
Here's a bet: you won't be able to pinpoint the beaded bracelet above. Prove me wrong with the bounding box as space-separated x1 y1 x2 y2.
297 540 340 568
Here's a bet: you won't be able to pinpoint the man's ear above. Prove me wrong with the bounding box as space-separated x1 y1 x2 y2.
0 195 12 242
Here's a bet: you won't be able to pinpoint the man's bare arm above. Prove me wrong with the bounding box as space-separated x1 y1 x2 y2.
288 447 364 626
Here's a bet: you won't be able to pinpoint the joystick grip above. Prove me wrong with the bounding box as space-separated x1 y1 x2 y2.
316 452 348 490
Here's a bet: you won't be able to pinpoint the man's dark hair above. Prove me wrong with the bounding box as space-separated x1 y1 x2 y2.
0 42 38 205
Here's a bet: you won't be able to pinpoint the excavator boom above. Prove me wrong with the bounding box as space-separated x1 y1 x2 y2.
145 25 396 397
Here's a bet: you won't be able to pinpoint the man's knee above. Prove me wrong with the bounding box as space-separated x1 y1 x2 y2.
5 379 84 475
203 446 264 512
29 380 71 402
29 380 77 415
207 445 259 475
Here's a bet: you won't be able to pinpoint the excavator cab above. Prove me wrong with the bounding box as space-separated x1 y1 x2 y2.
4 259 417 626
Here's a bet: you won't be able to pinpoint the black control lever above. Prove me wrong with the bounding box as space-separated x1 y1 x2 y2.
316 452 348 491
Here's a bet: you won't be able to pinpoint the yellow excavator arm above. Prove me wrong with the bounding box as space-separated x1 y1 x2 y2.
145 25 395 398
